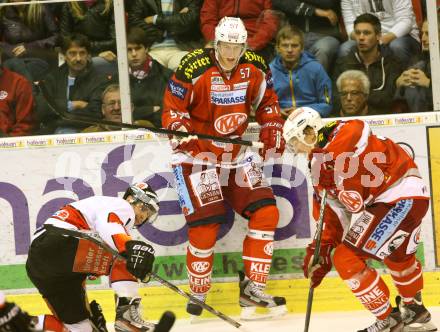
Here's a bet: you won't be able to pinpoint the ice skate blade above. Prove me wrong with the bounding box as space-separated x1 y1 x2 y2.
404 321 438 332
240 305 288 321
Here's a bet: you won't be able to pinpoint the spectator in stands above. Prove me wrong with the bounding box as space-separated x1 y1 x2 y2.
0 0 59 81
0 48 35 137
333 13 403 115
83 84 153 132
35 33 110 134
340 0 420 66
272 0 341 72
335 70 370 116
60 0 117 75
200 0 279 62
126 27 172 128
395 18 433 112
128 0 203 71
270 24 332 118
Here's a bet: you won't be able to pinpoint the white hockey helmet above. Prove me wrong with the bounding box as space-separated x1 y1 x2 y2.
215 16 247 46
283 107 324 151
124 182 159 227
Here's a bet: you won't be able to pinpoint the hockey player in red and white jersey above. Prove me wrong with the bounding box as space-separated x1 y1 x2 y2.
283 107 437 332
162 17 287 320
26 183 162 332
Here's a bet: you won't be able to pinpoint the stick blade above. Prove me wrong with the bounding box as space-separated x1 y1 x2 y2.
155 311 176 332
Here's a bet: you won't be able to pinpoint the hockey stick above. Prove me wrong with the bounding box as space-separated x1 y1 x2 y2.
303 189 327 332
43 225 244 329
35 82 263 149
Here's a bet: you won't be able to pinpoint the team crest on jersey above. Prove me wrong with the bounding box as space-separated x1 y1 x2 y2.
263 242 274 256
338 190 363 212
214 112 248 135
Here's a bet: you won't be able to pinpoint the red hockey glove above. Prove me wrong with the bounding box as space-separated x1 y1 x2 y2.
302 242 333 288
310 148 336 190
259 119 285 159
169 120 198 153
125 240 155 281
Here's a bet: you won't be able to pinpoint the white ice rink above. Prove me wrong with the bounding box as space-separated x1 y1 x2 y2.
107 307 440 332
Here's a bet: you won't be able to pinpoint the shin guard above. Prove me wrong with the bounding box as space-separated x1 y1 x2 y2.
187 243 214 295
385 256 423 304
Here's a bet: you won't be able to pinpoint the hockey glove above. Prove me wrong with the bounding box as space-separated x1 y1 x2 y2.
302 242 334 288
125 240 155 281
259 119 285 159
310 148 336 190
0 301 37 332
169 120 198 153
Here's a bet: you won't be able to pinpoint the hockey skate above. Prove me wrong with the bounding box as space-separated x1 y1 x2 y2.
114 296 155 332
238 271 287 321
396 294 437 332
357 310 404 332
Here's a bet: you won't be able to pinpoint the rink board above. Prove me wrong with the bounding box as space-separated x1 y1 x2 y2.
7 272 440 321
0 113 440 298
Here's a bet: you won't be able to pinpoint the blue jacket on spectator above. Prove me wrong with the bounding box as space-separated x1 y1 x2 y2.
270 51 332 117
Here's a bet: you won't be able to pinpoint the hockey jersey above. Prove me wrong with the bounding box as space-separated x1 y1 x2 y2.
311 120 429 245
162 48 282 164
43 196 135 253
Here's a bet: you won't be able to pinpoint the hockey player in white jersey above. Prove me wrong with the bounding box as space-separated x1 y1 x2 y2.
25 182 171 332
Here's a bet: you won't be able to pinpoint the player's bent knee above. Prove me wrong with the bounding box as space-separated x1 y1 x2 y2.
333 244 367 280
64 319 93 332
188 223 219 249
248 205 279 231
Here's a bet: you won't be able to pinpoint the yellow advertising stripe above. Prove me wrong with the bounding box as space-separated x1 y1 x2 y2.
427 126 440 265
8 272 440 321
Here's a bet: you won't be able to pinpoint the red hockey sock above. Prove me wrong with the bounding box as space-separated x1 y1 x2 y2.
385 256 423 304
187 224 218 295
349 268 391 319
242 205 279 285
333 244 391 319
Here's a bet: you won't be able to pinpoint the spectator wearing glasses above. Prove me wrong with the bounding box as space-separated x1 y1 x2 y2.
332 13 403 115
83 84 154 132
335 70 370 116
270 24 332 118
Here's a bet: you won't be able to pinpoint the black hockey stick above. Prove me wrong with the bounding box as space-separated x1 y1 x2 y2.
43 225 244 329
304 189 327 332
35 82 263 149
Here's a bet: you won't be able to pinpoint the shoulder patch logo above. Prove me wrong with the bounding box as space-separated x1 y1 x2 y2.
168 79 187 100
338 190 364 213
214 112 248 135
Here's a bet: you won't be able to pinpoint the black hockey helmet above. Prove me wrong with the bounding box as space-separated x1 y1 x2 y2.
123 182 159 227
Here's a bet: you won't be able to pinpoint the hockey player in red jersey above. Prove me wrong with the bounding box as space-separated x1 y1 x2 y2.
283 107 437 332
26 183 165 332
162 17 287 320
